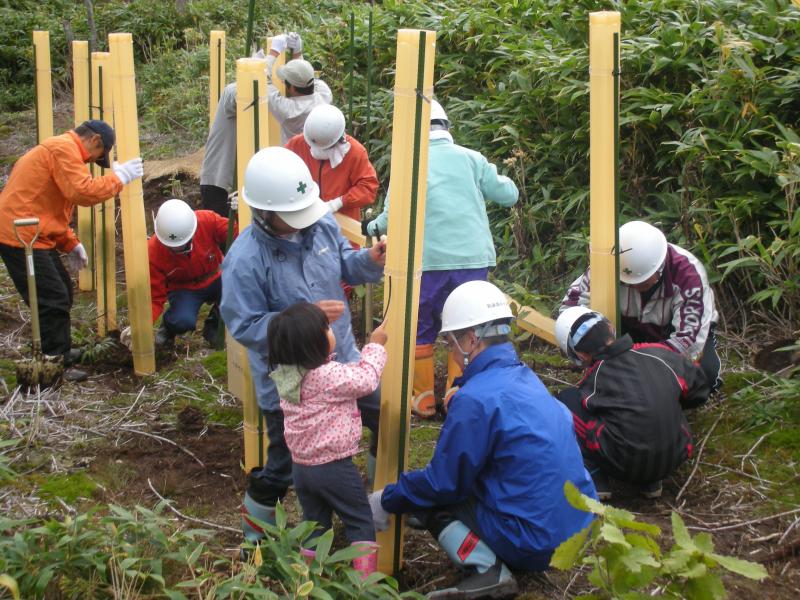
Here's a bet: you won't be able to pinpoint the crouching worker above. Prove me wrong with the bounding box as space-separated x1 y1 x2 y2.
369 281 596 600
554 307 710 501
121 198 235 350
268 303 389 578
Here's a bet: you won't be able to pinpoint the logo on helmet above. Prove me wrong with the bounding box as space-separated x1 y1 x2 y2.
297 181 307 194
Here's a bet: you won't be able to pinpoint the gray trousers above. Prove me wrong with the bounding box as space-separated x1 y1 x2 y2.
293 456 375 543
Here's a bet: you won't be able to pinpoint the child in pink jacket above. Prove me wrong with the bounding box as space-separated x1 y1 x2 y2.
267 302 388 577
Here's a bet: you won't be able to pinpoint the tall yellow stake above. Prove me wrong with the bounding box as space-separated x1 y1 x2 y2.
91 51 117 336
108 33 155 374
72 41 95 292
589 12 621 330
228 57 269 471
374 29 436 575
264 37 286 146
33 31 53 143
209 30 226 127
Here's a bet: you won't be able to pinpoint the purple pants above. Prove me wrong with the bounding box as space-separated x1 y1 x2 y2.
417 268 489 345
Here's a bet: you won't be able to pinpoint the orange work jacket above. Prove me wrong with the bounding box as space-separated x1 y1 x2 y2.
0 131 123 252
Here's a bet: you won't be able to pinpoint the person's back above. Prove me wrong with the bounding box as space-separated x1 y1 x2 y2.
575 336 706 483
446 342 595 569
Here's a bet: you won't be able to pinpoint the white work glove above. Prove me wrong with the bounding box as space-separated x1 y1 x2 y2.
366 221 379 237
287 32 303 54
270 34 288 54
120 326 132 349
368 490 391 532
251 48 266 60
67 243 89 272
327 196 343 213
228 191 238 211
112 157 144 185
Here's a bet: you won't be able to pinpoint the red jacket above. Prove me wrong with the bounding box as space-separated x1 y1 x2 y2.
284 134 378 221
148 210 232 322
0 131 122 252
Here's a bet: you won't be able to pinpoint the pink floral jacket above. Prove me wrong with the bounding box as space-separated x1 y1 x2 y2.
280 343 387 466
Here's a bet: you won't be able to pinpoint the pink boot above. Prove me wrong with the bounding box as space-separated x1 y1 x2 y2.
351 541 378 579
300 548 316 565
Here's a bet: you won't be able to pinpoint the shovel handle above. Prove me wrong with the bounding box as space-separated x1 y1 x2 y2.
13 218 42 357
13 218 41 249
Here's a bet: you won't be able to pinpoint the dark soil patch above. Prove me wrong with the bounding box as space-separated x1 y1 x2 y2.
91 423 244 541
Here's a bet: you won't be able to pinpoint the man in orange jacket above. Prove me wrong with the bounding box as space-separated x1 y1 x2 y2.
0 120 143 382
284 104 378 225
119 199 233 350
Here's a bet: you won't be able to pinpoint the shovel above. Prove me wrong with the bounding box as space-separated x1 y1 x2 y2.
13 218 64 389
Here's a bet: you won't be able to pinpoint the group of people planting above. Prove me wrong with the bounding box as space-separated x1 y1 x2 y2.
0 29 719 600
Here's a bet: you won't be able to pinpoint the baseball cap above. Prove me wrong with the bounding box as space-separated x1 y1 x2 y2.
276 59 315 88
82 120 115 168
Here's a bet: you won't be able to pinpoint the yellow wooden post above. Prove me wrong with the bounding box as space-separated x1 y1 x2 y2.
108 33 155 374
91 51 117 336
374 28 436 575
264 37 286 146
209 30 226 127
72 41 95 292
589 12 621 330
33 31 54 143
228 57 269 471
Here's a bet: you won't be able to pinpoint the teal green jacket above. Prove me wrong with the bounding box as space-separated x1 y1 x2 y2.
367 136 518 271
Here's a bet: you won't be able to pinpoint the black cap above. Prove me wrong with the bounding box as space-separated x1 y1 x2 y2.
81 120 115 168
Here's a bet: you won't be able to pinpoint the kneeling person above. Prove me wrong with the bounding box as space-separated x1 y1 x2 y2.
555 307 710 501
370 281 596 599
123 199 232 348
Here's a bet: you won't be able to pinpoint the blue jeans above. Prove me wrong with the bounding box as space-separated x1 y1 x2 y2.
162 276 222 334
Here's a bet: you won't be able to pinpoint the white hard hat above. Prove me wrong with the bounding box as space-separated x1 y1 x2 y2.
440 280 513 334
555 306 598 363
430 100 448 125
304 105 346 151
154 199 197 247
241 147 320 211
619 220 668 285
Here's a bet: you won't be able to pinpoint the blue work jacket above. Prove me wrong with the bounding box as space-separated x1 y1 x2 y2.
220 214 384 411
381 343 596 571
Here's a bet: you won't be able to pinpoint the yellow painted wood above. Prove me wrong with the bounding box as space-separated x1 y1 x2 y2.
506 297 556 346
229 57 269 471
589 12 621 331
265 37 286 146
108 33 155 374
91 51 117 336
33 31 53 143
334 213 367 247
374 28 436 575
209 31 226 127
72 41 95 292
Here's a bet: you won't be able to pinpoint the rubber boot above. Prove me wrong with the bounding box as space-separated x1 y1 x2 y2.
441 352 463 414
241 490 276 545
412 344 437 418
351 541 379 580
367 453 376 490
427 521 518 600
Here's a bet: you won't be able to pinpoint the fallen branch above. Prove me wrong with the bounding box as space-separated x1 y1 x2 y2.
677 412 723 503
759 536 800 563
687 507 800 533
739 430 773 472
147 478 239 533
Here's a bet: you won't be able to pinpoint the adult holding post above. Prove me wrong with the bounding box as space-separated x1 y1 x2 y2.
0 121 143 382
220 147 386 544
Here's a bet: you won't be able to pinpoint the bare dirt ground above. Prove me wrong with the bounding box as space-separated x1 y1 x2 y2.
1 105 799 598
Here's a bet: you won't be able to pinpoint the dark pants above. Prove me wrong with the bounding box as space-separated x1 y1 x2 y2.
700 325 722 393
293 457 375 543
200 184 229 218
247 387 381 506
162 277 222 334
417 268 489 345
0 243 73 356
418 497 484 541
